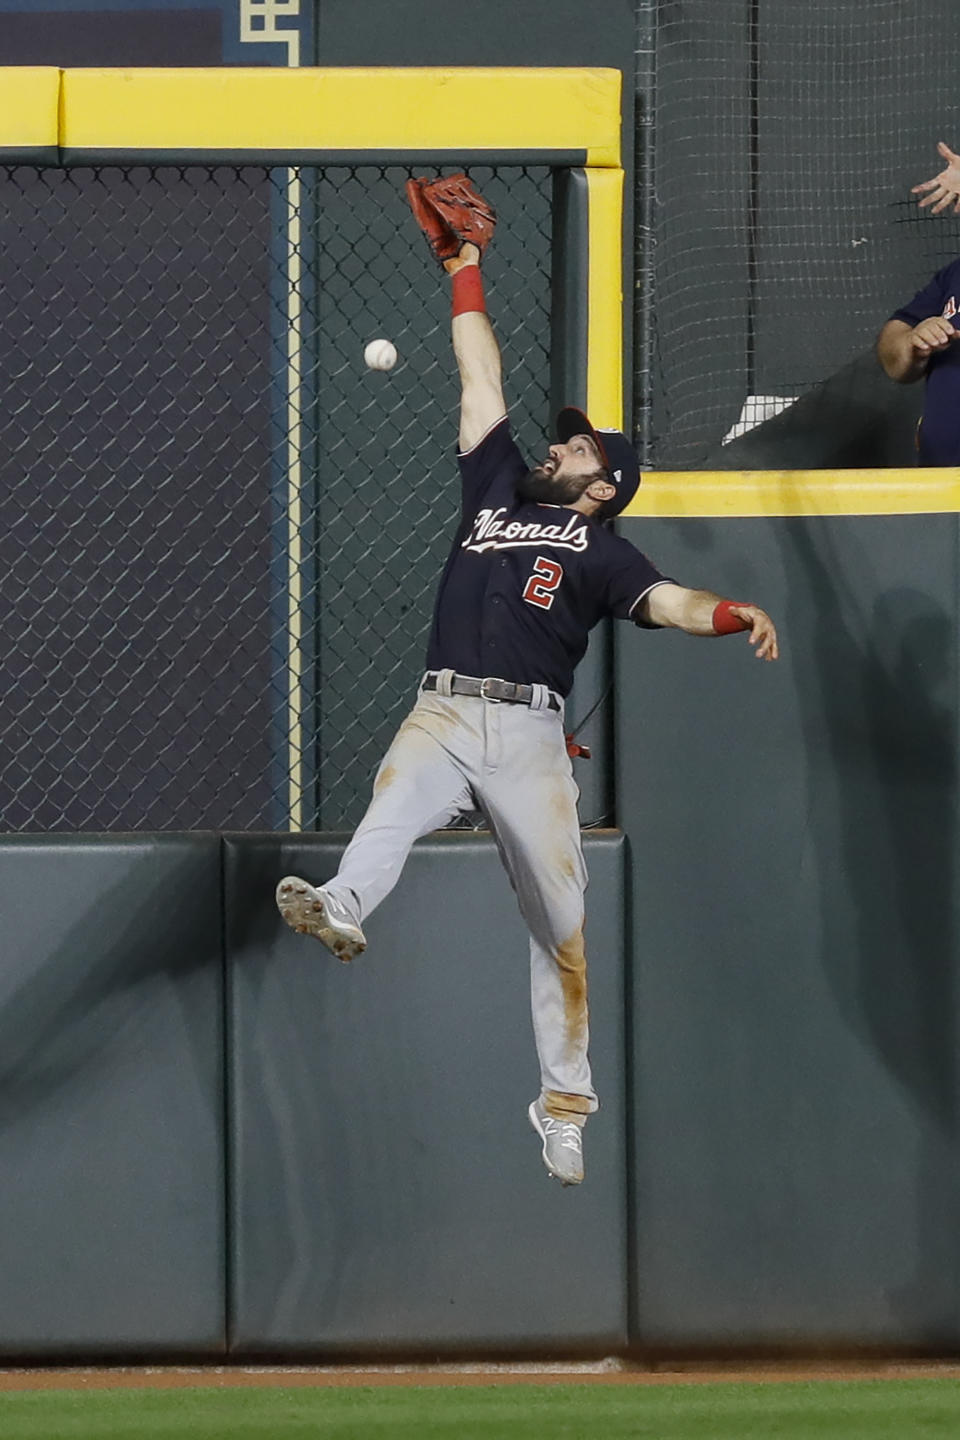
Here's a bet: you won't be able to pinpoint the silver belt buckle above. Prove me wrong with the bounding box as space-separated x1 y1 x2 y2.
479 676 503 703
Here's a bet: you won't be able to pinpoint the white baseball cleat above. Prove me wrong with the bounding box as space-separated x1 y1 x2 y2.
528 1098 584 1186
275 876 367 963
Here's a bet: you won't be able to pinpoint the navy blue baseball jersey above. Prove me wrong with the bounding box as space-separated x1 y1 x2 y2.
891 259 960 464
425 417 672 697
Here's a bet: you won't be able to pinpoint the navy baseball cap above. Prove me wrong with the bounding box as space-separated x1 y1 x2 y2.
556 407 641 517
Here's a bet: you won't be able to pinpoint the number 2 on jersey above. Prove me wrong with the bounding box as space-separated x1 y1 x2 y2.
522 555 564 610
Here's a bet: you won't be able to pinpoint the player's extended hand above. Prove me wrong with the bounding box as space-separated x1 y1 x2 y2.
909 316 959 355
912 141 960 215
728 605 779 661
405 173 497 267
443 242 480 275
423 173 497 255
405 176 461 264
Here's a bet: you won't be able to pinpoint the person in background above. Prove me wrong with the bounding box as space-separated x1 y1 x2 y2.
876 147 960 462
876 269 960 463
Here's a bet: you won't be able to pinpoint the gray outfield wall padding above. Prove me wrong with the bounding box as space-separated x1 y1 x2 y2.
0 835 225 1355
617 511 960 1347
225 831 628 1354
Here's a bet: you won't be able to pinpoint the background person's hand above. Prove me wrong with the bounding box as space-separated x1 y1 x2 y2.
909 315 959 356
912 141 960 214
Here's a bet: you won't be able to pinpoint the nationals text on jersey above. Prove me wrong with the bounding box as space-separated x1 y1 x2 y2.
462 506 591 554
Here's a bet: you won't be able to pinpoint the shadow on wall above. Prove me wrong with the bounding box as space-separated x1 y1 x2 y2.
702 350 924 470
778 520 960 1340
0 850 218 1129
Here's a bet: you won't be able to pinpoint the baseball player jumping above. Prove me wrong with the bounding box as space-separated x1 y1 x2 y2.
277 175 779 1187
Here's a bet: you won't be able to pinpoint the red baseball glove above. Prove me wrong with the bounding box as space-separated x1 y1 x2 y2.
405 172 497 265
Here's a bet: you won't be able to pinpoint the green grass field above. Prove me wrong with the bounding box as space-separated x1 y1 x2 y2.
2 1379 960 1440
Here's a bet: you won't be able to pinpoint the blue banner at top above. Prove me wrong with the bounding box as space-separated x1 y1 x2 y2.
0 0 311 69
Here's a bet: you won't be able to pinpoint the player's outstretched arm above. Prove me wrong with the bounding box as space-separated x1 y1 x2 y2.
877 317 958 382
445 246 507 452
639 583 779 661
404 172 504 451
912 141 960 215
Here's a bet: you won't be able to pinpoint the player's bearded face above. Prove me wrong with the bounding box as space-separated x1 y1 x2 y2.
517 460 606 506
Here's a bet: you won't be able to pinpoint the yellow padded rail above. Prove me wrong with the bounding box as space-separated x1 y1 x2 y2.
622 469 960 519
585 167 624 429
59 66 621 163
0 68 60 151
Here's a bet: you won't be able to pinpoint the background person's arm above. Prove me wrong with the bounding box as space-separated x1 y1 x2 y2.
877 316 959 382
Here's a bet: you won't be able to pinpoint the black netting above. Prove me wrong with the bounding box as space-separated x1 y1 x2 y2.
0 164 552 832
640 0 960 465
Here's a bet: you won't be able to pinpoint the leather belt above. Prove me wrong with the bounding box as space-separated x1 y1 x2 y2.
422 673 560 712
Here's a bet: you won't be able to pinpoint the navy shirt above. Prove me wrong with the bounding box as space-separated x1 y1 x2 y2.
891 259 960 465
425 417 671 697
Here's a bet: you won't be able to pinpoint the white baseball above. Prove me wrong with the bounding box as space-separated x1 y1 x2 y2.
364 338 397 371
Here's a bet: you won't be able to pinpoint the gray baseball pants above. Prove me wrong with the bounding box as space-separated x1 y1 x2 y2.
323 671 598 1123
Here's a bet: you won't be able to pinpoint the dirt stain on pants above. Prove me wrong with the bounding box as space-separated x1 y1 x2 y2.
373 764 397 796
544 1090 592 1124
542 924 590 1124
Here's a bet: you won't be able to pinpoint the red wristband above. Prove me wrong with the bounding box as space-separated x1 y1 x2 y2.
451 265 486 317
712 600 751 635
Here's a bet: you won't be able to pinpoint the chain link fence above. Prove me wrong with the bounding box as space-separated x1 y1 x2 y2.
0 164 552 833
